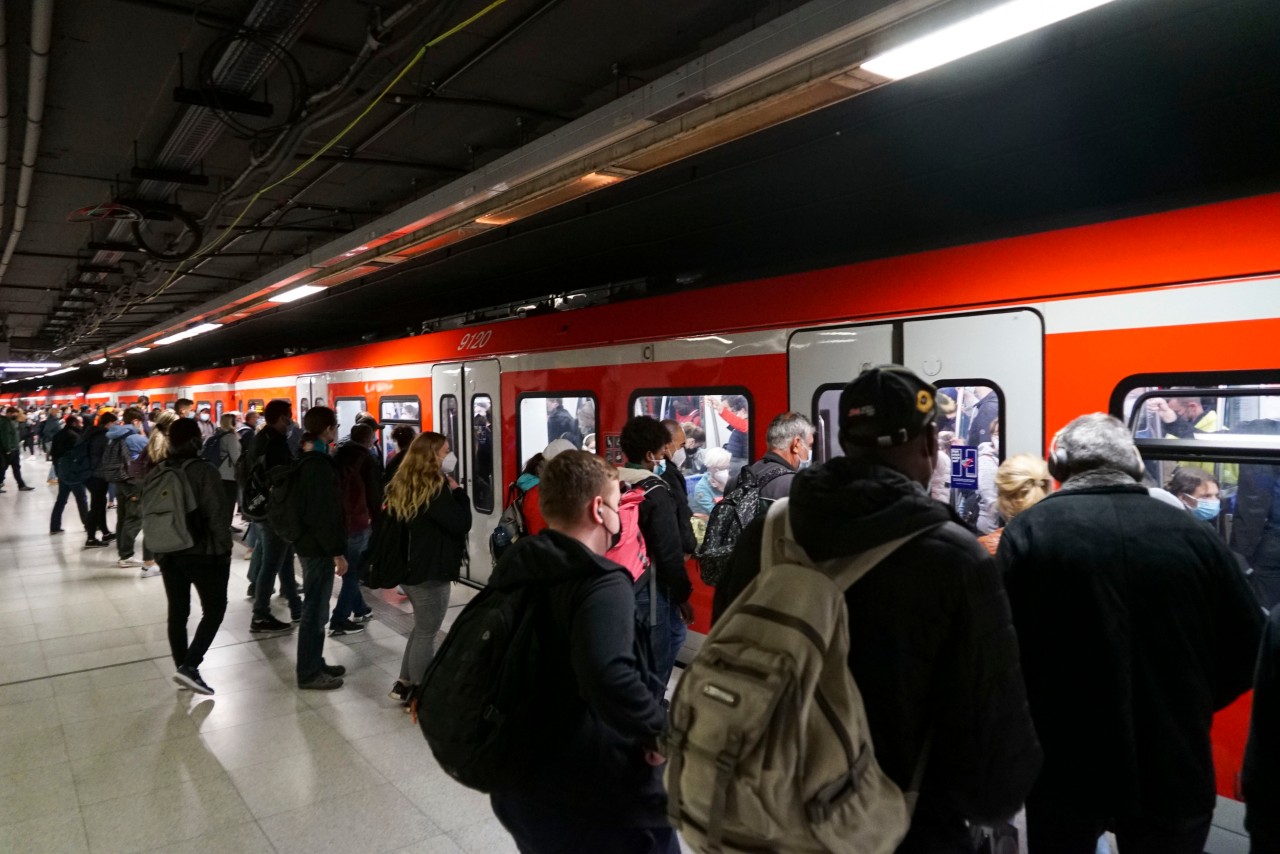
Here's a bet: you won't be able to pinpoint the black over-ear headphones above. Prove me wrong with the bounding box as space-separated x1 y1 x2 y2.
1046 429 1145 482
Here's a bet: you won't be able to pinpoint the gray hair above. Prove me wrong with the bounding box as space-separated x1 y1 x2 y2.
1057 413 1139 476
766 411 814 451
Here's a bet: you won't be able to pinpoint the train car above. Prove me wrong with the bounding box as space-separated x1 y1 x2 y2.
56 191 1280 847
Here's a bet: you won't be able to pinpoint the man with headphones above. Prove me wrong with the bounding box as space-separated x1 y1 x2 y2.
999 413 1264 854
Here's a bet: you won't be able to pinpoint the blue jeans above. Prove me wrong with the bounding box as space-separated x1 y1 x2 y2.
491 792 679 854
50 480 89 533
634 581 684 688
330 527 371 627
296 554 336 683
660 589 686 680
252 522 300 620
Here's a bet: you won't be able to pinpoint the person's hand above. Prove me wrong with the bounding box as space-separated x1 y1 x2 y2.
644 749 667 767
705 395 722 410
446 475 459 490
1146 397 1177 424
335 555 348 577
678 601 695 625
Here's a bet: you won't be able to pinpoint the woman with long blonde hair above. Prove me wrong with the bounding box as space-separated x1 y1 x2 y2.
386 431 471 704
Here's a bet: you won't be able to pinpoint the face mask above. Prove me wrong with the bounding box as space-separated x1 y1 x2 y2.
1192 498 1220 521
712 469 729 489
442 452 458 474
601 502 622 551
652 458 666 477
198 413 209 422
672 448 687 468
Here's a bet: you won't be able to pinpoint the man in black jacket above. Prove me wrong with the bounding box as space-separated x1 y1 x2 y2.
999 413 1265 854
488 450 675 854
49 415 90 536
717 366 1041 853
618 416 693 684
247 399 301 634
292 406 349 690
1244 604 1280 853
659 419 697 556
155 418 232 696
81 411 117 547
723 410 814 501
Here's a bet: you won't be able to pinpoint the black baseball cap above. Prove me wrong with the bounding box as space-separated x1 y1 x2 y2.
838 365 939 448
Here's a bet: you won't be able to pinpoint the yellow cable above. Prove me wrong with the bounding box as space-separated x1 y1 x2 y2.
142 0 513 306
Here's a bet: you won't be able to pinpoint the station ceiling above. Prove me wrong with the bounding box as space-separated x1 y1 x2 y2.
2 0 1279 384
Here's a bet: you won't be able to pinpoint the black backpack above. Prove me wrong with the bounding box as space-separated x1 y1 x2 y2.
238 445 271 522
489 482 528 566
265 455 320 544
363 512 413 589
415 579 551 791
696 464 790 586
97 436 131 483
200 430 229 467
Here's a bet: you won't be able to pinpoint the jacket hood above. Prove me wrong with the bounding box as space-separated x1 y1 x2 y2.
491 529 622 589
790 456 957 562
106 424 134 440
617 465 660 486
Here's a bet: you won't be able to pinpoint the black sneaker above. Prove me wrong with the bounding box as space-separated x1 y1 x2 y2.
298 673 344 691
246 583 255 599
328 620 366 637
352 611 374 623
50 529 64 535
321 663 346 678
249 616 293 634
290 610 302 624
388 681 411 703
83 538 105 549
102 533 117 544
173 666 214 695
18 486 33 492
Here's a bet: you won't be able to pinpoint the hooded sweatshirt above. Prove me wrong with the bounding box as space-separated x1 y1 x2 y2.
106 423 148 461
489 529 668 826
716 456 1041 853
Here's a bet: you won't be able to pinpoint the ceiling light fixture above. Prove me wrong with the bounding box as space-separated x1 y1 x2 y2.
0 361 61 369
153 323 223 346
269 284 326 304
89 358 107 365
860 0 1119 80
126 347 151 354
41 367 77 377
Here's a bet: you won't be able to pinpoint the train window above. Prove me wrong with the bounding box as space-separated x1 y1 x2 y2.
215 400 224 419
631 388 753 478
334 396 366 441
440 394 459 454
517 393 597 468
247 399 264 412
380 397 421 424
471 393 494 515
1115 374 1280 610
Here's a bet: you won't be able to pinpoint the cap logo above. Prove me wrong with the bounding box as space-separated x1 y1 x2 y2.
846 404 876 418
916 390 934 413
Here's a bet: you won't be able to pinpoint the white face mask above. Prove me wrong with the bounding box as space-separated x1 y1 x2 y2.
672 448 687 468
198 413 210 422
441 451 458 474
712 468 729 488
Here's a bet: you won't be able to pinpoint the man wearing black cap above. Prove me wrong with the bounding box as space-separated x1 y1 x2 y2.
714 365 1041 853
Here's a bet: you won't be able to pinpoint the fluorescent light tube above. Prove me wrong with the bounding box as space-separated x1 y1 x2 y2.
861 0 1119 80
0 361 60 369
42 367 77 377
270 284 325 303
89 358 107 365
126 347 151 354
154 323 223 346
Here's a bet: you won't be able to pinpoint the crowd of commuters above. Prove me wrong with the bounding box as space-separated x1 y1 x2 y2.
5 364 1280 854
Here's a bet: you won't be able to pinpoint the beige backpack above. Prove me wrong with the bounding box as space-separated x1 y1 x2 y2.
664 498 934 853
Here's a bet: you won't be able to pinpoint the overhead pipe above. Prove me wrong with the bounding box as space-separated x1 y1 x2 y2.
0 0 54 283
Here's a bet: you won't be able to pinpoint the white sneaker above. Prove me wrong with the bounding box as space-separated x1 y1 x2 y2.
140 565 161 578
117 558 143 568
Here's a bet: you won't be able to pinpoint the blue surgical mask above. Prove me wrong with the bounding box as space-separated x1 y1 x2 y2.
653 459 666 477
1192 498 1220 521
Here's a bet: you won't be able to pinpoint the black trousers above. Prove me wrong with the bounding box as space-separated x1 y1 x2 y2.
2 449 27 488
490 793 679 854
1026 801 1212 854
86 476 111 538
158 553 231 670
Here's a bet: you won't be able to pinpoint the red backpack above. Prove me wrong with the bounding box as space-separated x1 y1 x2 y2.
606 479 666 581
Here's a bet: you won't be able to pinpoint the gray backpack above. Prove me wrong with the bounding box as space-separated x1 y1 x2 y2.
665 498 935 853
141 459 199 554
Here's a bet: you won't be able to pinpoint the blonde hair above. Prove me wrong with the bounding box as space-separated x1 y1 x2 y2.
145 410 179 463
385 431 447 521
994 453 1052 520
220 412 238 431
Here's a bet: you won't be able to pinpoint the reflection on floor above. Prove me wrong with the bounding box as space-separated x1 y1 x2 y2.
0 474 515 853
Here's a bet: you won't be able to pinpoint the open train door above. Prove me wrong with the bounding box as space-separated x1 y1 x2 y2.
431 359 502 586
295 374 329 413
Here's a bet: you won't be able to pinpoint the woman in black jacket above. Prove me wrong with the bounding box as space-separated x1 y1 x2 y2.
386 431 471 704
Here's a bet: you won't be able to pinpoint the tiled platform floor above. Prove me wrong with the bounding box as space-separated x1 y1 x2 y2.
0 468 519 854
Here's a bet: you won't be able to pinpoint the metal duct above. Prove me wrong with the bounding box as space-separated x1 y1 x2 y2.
0 0 9 236
0 0 52 283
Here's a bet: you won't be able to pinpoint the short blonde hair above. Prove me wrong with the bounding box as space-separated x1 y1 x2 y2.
220 413 238 432
995 453 1052 520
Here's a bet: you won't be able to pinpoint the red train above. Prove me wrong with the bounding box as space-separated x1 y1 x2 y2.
8 191 1280 846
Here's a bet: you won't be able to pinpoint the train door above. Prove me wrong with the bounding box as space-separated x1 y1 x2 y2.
789 310 1043 523
432 360 503 586
296 374 329 413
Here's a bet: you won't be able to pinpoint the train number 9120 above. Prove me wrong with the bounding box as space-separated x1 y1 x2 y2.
457 330 493 351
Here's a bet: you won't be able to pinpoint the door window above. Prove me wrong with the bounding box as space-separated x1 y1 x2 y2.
471 394 495 514
631 388 753 479
518 394 597 468
334 397 367 441
380 397 421 424
440 394 459 454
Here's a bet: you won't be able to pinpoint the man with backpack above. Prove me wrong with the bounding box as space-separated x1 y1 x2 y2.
478 450 676 853
49 415 91 538
145 417 233 695
0 406 33 492
699 366 1040 852
245 399 301 635
80 411 117 548
329 422 381 635
725 411 814 500
104 408 152 572
618 416 692 684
